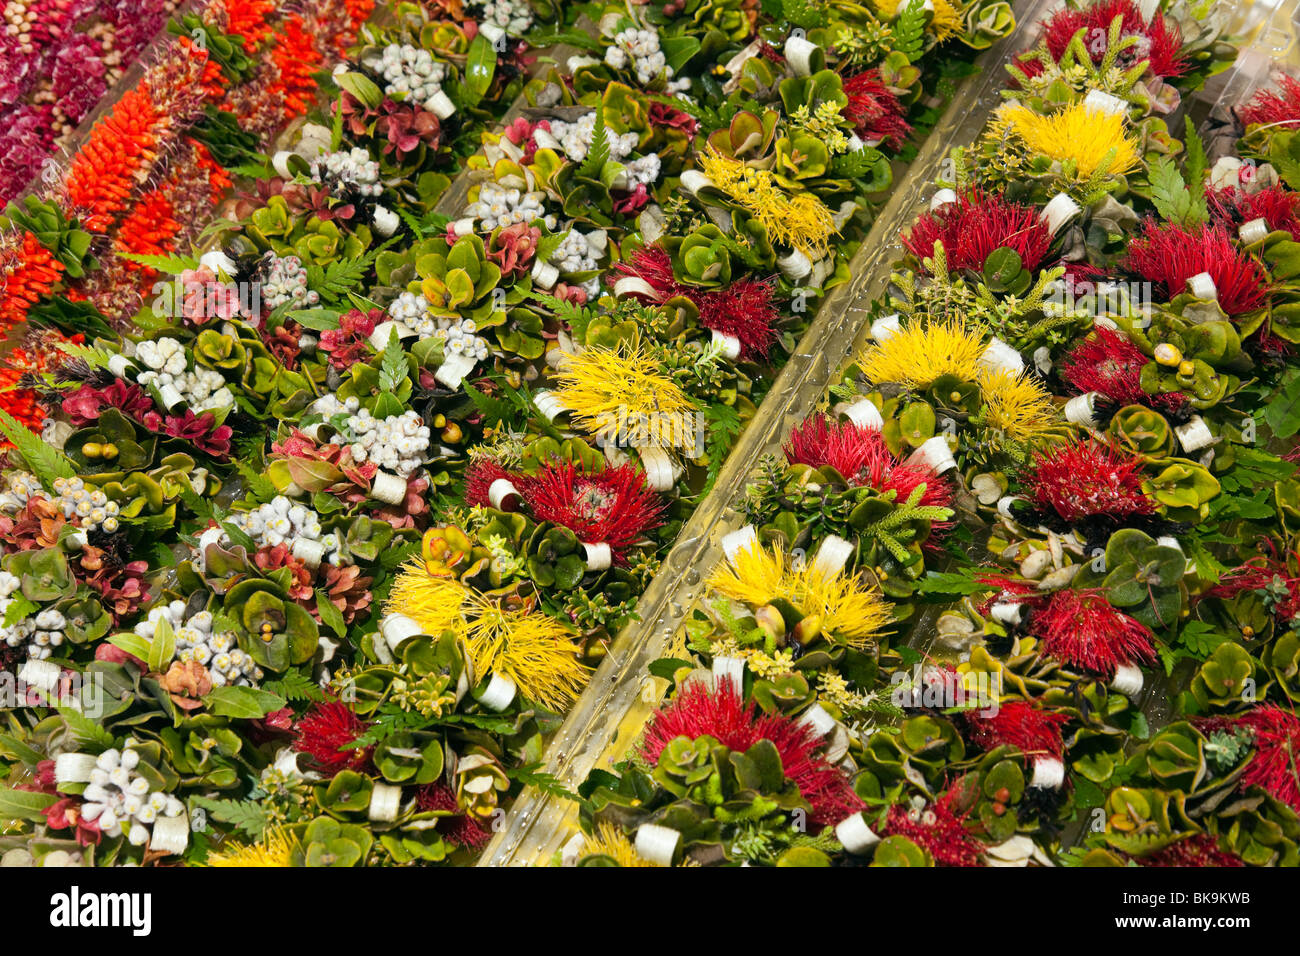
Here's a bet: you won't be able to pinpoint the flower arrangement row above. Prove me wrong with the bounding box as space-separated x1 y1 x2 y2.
0 0 177 206
0 0 1021 866
556 0 1300 868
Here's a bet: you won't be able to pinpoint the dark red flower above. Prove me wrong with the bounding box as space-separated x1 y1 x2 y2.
379 98 441 161
785 414 953 508
1139 832 1243 867
1021 437 1156 523
163 409 233 458
415 783 492 848
881 789 984 866
842 69 911 150
1234 706 1300 813
1034 587 1156 679
1240 74 1300 130
1059 326 1187 414
965 700 1068 763
647 100 698 137
319 307 383 370
614 246 779 359
520 461 665 564
1041 0 1187 79
486 222 541 280
902 190 1052 273
640 679 863 825
62 379 160 429
1124 220 1268 317
293 701 374 777
612 183 651 216
1208 185 1300 241
43 797 103 847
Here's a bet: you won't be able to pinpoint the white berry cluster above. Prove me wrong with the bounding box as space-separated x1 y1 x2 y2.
134 603 264 688
366 44 448 110
387 291 492 359
261 254 320 310
135 337 235 414
50 476 121 533
0 471 41 514
0 573 66 661
603 28 689 91
227 496 343 566
550 111 640 164
624 152 662 187
478 0 533 36
466 180 555 231
550 229 603 275
79 747 186 844
346 409 431 477
310 148 383 198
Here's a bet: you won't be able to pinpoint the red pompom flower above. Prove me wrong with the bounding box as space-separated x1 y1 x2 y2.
1234 705 1300 813
902 190 1052 273
640 680 863 825
881 790 984 867
1124 220 1268 317
842 69 911 150
965 700 1070 788
1021 437 1156 524
784 413 953 508
1240 74 1300 130
1208 185 1300 241
1041 0 1187 79
1034 587 1156 679
1059 326 1187 415
293 701 373 776
614 246 779 359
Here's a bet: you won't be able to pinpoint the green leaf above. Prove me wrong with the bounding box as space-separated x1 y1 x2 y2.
578 103 609 181
316 589 347 638
378 327 409 394
701 402 742 495
119 252 200 273
1149 155 1206 228
236 461 278 501
508 762 576 801
148 615 176 674
1266 369 1300 438
463 34 497 109
287 308 342 330
0 787 58 821
1 593 37 629
915 570 995 597
203 685 287 719
192 796 268 840
59 707 115 752
1183 115 1208 195
261 670 325 703
0 408 76 488
893 0 927 62
336 71 383 110
107 632 152 662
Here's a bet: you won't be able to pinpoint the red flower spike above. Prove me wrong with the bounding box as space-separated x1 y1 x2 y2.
1021 437 1156 523
464 458 517 508
415 783 492 848
1139 832 1243 867
1208 185 1300 241
902 190 1052 273
1059 326 1187 414
1235 706 1300 812
785 414 953 508
1240 74 1300 130
1124 220 1269 317
842 69 911 150
1041 0 1187 80
614 247 779 359
882 790 984 867
293 701 373 776
523 461 665 564
965 700 1069 763
640 680 863 825
1035 588 1156 679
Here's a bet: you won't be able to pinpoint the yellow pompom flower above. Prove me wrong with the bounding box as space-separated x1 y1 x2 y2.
387 561 469 635
707 543 890 648
581 823 664 867
460 592 590 711
989 102 1140 180
698 147 837 256
855 317 985 389
552 338 695 445
206 827 299 867
977 367 1059 443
